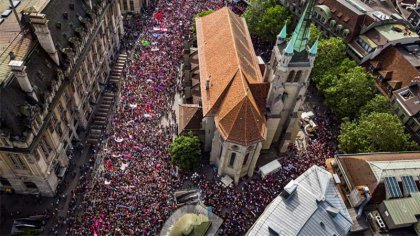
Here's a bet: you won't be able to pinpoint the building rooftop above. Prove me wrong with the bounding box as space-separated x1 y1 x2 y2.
178 104 203 134
247 165 352 236
0 0 51 84
196 7 268 146
336 152 420 193
0 0 92 139
368 46 420 96
382 192 420 226
393 80 420 117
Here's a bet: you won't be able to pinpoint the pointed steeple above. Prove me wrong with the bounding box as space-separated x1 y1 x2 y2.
292 0 316 52
284 33 297 55
277 24 287 42
309 37 319 56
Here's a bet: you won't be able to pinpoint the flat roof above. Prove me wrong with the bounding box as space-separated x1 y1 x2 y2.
382 192 420 225
375 23 419 42
0 0 50 85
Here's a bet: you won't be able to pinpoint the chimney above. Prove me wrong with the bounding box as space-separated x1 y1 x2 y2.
29 13 60 65
9 51 15 60
205 79 210 90
9 60 38 101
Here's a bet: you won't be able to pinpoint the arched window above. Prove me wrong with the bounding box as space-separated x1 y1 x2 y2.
294 71 303 82
243 153 250 166
287 71 295 82
229 153 236 167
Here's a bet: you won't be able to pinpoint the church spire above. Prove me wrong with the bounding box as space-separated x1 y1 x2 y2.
277 24 287 41
292 0 316 52
309 37 319 56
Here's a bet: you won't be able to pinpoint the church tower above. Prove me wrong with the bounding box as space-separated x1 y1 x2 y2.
262 0 319 152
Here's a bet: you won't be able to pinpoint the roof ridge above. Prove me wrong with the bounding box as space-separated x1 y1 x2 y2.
219 95 246 136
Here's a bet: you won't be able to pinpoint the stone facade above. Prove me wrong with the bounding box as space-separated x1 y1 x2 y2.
119 0 145 13
0 0 123 196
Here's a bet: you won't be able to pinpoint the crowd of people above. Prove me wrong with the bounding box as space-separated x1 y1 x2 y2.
62 0 340 235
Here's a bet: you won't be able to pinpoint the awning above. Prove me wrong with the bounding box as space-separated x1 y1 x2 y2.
259 160 282 178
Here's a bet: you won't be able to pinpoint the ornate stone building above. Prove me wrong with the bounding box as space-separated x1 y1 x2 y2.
119 0 145 13
179 3 318 183
0 0 123 196
263 0 318 152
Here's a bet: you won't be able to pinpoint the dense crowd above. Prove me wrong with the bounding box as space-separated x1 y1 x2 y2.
63 0 340 235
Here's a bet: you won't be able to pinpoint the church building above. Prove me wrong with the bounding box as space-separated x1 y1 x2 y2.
179 1 318 183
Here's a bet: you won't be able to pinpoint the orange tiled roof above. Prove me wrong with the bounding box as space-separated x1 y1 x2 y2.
196 7 267 146
178 104 203 134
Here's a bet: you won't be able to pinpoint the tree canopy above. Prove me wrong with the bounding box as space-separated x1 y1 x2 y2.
169 133 201 172
309 23 324 46
192 9 214 32
339 112 418 153
323 63 376 118
243 0 291 41
358 94 392 117
311 37 347 84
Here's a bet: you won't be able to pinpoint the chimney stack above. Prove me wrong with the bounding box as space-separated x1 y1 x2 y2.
29 13 60 65
9 60 38 101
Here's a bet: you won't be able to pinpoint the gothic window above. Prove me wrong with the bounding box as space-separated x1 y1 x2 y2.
294 71 303 82
287 71 295 82
243 153 250 166
282 92 289 102
229 152 236 167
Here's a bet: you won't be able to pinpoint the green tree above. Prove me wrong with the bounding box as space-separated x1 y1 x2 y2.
243 0 291 41
192 9 214 32
317 58 357 93
339 113 418 153
309 23 323 46
324 65 376 118
311 37 347 84
359 94 392 117
169 133 201 172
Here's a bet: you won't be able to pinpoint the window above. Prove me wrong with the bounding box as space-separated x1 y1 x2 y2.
294 71 303 82
34 149 41 161
23 182 37 189
129 0 134 10
9 154 28 170
243 153 250 166
40 137 53 156
231 145 239 151
229 153 236 167
287 71 295 82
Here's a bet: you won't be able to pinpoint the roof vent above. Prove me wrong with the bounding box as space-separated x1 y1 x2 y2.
69 3 75 10
268 226 280 236
284 180 298 194
1 9 12 17
320 221 325 228
63 12 68 19
9 51 15 60
326 206 340 217
56 22 61 29
10 1 21 8
205 79 210 90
